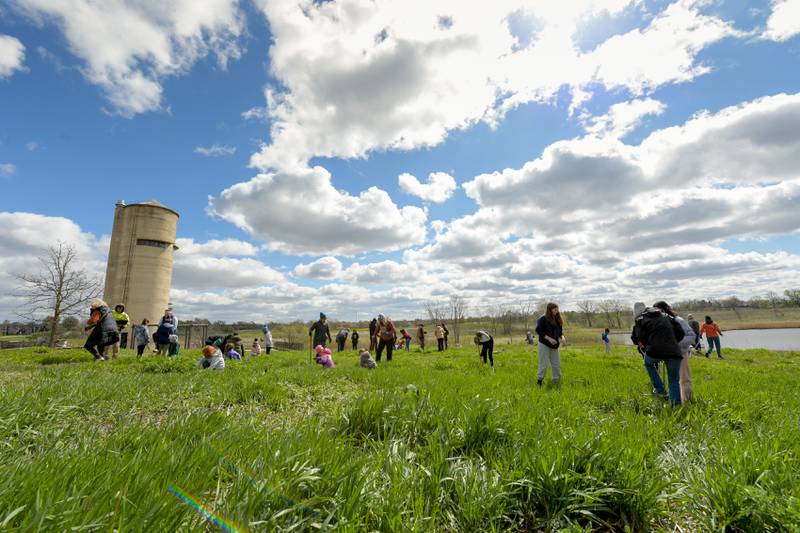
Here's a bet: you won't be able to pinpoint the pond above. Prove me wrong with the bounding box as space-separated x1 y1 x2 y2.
609 328 800 351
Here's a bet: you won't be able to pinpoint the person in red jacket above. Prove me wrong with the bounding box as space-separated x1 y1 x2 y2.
700 316 723 359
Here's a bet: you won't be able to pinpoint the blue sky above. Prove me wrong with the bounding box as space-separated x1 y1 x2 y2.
1 0 800 321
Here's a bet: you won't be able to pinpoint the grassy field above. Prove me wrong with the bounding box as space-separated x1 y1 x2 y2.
1 343 799 532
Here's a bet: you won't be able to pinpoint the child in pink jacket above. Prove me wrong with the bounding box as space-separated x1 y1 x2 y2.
314 344 335 369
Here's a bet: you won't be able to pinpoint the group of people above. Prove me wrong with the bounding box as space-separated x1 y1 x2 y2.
83 299 180 361
308 313 453 363
631 304 725 406
85 298 727 409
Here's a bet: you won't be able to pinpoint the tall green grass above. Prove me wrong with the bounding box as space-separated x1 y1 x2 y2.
0 344 798 531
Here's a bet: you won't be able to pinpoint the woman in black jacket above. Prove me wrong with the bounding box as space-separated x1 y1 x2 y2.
535 303 566 385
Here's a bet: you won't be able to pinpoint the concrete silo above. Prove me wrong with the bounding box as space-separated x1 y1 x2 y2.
103 200 179 341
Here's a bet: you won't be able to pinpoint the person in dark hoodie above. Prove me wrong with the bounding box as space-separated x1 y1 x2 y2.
351 329 360 350
309 313 332 349
631 304 685 406
84 299 120 361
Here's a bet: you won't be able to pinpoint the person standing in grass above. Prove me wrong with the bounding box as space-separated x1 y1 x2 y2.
416 324 426 352
110 304 129 359
133 319 151 358
442 323 449 349
701 316 723 358
535 303 566 386
351 329 360 350
309 313 332 349
435 324 445 352
632 305 685 406
373 314 397 362
155 308 177 356
474 330 494 367
368 317 378 351
602 328 611 353
654 301 696 403
261 324 274 354
84 299 120 362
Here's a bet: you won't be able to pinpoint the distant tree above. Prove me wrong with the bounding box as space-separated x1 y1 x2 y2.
576 300 597 327
766 291 784 318
720 296 744 320
448 295 468 344
424 301 447 323
13 242 102 348
784 289 800 307
518 298 536 333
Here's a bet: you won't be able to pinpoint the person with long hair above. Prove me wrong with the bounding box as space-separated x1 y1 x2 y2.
535 303 566 386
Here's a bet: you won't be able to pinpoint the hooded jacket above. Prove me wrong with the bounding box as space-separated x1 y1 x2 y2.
309 319 332 347
631 307 685 360
87 305 120 346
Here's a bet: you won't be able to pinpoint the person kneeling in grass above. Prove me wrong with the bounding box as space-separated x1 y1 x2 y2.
359 349 377 369
225 344 242 360
315 345 335 369
198 345 225 370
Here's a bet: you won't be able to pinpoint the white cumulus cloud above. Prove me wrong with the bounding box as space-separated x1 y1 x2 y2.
763 0 800 41
0 34 26 78
250 0 738 171
292 256 343 279
209 165 428 256
9 0 245 116
0 163 17 176
398 172 457 203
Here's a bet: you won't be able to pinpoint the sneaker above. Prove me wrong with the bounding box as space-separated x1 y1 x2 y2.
536 380 543 387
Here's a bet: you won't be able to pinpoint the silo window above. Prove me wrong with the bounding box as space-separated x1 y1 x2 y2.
136 239 169 248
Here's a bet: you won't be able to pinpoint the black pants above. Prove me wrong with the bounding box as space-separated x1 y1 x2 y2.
480 337 494 366
120 332 128 349
376 338 393 361
337 339 345 352
136 344 146 357
352 338 358 350
444 336 448 349
84 338 107 359
437 338 444 351
265 347 272 354
369 335 376 351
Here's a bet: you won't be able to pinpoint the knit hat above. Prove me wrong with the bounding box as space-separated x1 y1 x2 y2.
320 312 326 320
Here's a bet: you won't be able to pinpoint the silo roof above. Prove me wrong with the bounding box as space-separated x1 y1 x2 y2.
126 200 180 217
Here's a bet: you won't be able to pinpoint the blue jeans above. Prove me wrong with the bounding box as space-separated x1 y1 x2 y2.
706 336 721 357
643 355 682 406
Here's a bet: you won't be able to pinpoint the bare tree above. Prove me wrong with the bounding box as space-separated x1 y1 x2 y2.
576 300 597 327
766 291 784 318
13 242 102 348
424 301 447 323
448 295 468 344
518 298 536 333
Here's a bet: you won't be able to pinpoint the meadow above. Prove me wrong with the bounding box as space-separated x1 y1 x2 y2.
1 343 799 532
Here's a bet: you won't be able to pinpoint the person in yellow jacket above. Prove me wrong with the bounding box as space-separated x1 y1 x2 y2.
110 304 130 359
435 324 445 352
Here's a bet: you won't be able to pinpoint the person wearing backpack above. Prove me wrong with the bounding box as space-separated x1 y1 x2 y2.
631 304 685 406
535 303 566 386
654 301 696 403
